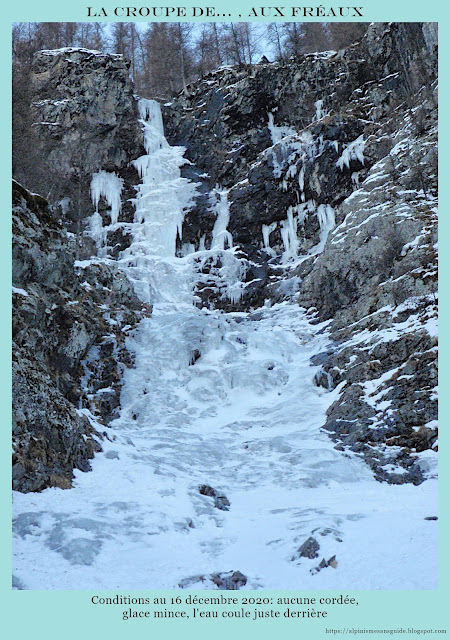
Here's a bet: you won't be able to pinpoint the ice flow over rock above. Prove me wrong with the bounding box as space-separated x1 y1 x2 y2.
12 100 437 591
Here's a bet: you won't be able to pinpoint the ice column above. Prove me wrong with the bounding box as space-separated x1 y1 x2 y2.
211 189 233 251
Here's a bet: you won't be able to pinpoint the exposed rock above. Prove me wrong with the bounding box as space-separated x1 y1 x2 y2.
165 23 436 249
28 48 144 254
178 570 247 590
178 574 206 589
189 349 201 365
210 570 247 590
198 484 231 511
311 555 338 575
301 104 438 482
12 575 26 590
12 179 149 492
296 536 320 560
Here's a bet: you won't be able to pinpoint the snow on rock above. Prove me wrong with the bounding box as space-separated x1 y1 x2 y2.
40 47 122 59
12 286 29 297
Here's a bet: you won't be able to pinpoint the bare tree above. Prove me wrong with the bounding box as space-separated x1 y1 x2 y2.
141 23 178 97
221 23 259 66
266 23 285 60
138 22 195 98
174 22 195 94
327 23 369 50
194 23 223 77
281 22 304 58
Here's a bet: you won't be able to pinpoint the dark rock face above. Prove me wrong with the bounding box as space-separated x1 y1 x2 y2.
164 22 438 481
165 22 436 241
29 48 144 247
13 50 152 492
12 180 149 492
165 23 437 315
311 555 338 575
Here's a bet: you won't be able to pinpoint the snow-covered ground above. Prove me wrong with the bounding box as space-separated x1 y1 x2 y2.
12 101 438 591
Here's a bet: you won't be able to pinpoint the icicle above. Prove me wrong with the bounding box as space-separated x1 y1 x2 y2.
262 222 277 250
132 156 152 179
313 99 328 122
280 207 300 260
317 204 335 235
298 166 305 193
119 98 198 305
138 98 164 133
267 112 297 145
311 204 336 254
88 211 108 254
336 135 365 171
90 171 124 225
137 98 169 155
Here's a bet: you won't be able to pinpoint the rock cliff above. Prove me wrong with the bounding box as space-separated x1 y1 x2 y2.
30 48 144 254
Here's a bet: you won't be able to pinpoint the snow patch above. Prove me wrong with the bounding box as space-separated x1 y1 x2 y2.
12 286 29 297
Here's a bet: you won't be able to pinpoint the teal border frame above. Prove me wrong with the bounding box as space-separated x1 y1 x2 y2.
4 2 447 638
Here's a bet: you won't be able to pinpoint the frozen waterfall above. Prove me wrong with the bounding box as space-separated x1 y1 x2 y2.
12 100 437 591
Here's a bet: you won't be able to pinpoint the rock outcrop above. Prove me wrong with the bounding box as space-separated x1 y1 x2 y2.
12 180 149 492
165 24 436 244
29 48 144 254
13 50 155 492
302 122 437 483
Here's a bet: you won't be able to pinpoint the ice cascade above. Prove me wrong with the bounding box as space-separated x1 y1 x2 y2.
119 99 198 304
